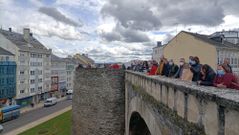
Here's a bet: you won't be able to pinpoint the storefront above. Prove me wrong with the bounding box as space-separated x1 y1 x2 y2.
16 96 33 107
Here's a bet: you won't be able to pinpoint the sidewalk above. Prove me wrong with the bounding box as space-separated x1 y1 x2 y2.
20 97 66 114
5 105 72 135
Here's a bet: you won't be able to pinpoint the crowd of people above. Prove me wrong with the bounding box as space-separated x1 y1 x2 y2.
129 56 239 90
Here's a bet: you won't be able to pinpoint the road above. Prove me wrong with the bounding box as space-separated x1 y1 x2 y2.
1 99 72 134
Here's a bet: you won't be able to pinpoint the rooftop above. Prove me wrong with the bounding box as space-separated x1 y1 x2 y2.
182 31 239 50
0 28 48 50
51 54 65 62
0 47 14 56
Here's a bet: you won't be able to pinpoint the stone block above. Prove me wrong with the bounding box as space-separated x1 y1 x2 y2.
187 95 200 123
225 110 239 135
155 83 161 102
162 85 168 105
176 91 185 118
203 101 218 135
168 87 174 110
151 82 157 100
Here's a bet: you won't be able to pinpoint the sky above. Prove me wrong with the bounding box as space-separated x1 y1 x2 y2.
0 0 239 63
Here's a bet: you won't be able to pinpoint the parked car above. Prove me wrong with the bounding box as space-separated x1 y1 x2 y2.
44 97 57 107
0 124 3 133
66 90 73 100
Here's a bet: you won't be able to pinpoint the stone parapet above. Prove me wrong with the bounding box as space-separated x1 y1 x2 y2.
126 70 239 135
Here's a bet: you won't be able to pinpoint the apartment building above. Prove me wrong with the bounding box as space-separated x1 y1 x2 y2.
0 28 51 106
0 47 16 107
152 41 165 63
51 54 67 97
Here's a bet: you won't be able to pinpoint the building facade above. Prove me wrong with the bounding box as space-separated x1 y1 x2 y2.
65 57 77 91
210 30 239 45
163 31 239 73
51 55 67 97
152 42 164 63
0 28 52 106
73 53 95 66
0 47 16 107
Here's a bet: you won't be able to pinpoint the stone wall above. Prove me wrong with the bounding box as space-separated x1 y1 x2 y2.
126 71 239 135
72 68 125 135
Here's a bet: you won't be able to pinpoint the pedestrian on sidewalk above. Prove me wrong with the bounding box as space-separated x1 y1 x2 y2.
31 102 34 108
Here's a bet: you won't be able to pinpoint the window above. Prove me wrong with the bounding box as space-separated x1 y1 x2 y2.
6 56 9 61
38 70 43 75
38 86 42 91
20 53 24 56
20 71 24 75
38 54 42 58
20 90 25 94
31 53 36 58
20 60 25 64
20 80 24 84
30 79 35 84
30 88 35 93
38 78 43 82
30 71 35 75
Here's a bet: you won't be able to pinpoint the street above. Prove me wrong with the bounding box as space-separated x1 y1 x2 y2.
1 99 72 134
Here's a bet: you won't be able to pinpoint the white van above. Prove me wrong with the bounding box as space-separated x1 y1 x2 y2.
44 97 57 107
0 124 3 133
66 90 73 100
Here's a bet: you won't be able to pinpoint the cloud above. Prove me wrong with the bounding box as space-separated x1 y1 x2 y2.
84 43 153 62
101 0 161 31
101 0 227 28
219 0 239 16
100 23 151 43
163 33 174 44
27 21 84 40
156 0 224 26
2 0 239 63
39 7 82 27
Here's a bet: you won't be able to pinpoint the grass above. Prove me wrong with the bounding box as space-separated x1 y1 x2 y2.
19 110 72 135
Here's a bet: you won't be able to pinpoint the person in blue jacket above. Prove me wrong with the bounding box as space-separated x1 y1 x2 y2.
190 56 202 82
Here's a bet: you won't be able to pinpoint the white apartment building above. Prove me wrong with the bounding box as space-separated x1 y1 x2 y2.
65 57 77 91
211 31 239 45
152 41 164 63
0 28 51 105
51 54 67 97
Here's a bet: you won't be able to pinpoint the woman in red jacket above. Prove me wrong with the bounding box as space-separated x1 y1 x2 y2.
213 65 239 90
148 61 158 75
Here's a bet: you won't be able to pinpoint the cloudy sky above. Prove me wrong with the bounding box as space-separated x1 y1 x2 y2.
1 0 239 62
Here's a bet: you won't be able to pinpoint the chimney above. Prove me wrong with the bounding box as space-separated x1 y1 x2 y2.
9 28 12 32
157 41 162 47
23 28 30 42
